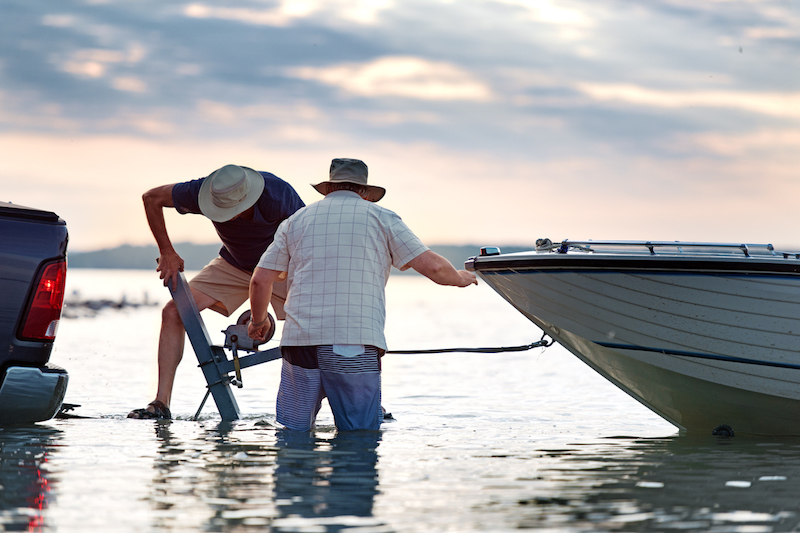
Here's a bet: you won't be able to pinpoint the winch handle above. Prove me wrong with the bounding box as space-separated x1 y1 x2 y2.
236 309 276 345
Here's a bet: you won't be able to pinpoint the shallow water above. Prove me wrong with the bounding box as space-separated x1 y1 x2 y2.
3 270 800 532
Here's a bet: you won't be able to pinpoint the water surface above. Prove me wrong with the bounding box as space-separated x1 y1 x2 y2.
2 270 798 532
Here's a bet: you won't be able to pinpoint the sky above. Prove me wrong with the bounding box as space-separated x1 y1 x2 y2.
2 0 799 253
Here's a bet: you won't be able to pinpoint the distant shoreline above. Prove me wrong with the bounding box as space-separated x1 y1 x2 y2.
68 242 535 272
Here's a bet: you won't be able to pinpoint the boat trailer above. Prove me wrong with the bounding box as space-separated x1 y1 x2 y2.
169 272 280 421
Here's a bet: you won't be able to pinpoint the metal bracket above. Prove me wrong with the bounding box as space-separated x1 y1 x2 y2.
168 272 281 421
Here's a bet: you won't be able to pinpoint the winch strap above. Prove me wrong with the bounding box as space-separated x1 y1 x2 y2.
387 337 551 355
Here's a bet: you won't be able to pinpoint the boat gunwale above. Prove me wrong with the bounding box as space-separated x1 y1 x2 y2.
468 254 800 276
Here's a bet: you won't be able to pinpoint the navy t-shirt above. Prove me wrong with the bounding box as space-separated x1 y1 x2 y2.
172 171 305 273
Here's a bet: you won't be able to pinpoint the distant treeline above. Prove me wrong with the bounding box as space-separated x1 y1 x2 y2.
68 242 534 273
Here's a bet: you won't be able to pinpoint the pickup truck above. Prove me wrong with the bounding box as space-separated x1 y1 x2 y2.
0 202 69 424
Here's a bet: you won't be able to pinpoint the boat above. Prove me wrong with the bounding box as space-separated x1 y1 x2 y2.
465 240 800 436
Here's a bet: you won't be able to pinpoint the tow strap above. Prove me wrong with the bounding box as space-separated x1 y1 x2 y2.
387 334 552 354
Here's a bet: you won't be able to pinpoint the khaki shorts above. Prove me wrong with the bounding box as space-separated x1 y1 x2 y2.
189 257 287 319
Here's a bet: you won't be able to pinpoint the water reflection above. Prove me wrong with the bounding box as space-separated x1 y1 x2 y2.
145 421 279 531
147 422 386 532
0 425 62 532
272 428 385 532
511 434 800 531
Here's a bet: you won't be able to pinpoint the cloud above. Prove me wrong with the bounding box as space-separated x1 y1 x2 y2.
184 2 314 27
491 0 593 27
41 14 78 27
197 100 324 124
196 101 329 141
193 99 443 142
744 26 800 40
679 129 800 157
287 56 493 101
91 111 177 135
112 77 147 93
53 44 147 87
184 0 392 26
576 82 800 119
62 60 106 78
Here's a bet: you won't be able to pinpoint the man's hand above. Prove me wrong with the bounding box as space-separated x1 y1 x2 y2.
157 250 185 288
247 319 271 342
457 270 478 287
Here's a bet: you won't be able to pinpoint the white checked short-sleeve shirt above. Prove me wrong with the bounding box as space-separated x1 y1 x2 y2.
257 190 429 349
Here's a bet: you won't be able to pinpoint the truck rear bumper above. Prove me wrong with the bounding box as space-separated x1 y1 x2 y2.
0 363 69 424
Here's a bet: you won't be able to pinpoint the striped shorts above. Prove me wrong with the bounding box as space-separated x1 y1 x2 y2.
276 345 383 432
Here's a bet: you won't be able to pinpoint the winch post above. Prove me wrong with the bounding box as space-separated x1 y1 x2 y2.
168 272 241 421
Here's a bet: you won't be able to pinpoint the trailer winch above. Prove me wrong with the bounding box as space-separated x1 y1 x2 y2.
168 272 280 421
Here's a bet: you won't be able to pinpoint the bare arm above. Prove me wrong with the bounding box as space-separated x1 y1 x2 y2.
405 250 477 287
248 267 282 340
142 184 183 287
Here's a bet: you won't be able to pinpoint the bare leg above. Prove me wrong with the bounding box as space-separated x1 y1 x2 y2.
151 288 222 412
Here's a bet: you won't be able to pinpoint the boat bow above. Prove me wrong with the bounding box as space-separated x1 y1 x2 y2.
467 241 800 435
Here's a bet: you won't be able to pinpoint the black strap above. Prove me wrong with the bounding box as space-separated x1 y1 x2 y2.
387 336 552 355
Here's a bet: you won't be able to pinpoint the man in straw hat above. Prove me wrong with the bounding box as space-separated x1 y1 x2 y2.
129 164 305 419
247 158 477 431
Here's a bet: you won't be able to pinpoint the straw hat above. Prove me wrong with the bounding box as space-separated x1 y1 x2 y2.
198 165 265 222
312 158 385 203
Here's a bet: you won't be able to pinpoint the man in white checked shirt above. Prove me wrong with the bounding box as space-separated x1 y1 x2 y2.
248 158 477 431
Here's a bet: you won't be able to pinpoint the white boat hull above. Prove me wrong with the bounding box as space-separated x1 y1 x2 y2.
469 243 800 435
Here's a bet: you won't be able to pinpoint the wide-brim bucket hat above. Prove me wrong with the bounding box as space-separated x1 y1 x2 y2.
312 158 386 203
198 164 265 222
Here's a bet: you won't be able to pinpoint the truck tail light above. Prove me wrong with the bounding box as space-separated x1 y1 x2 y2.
20 259 67 341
